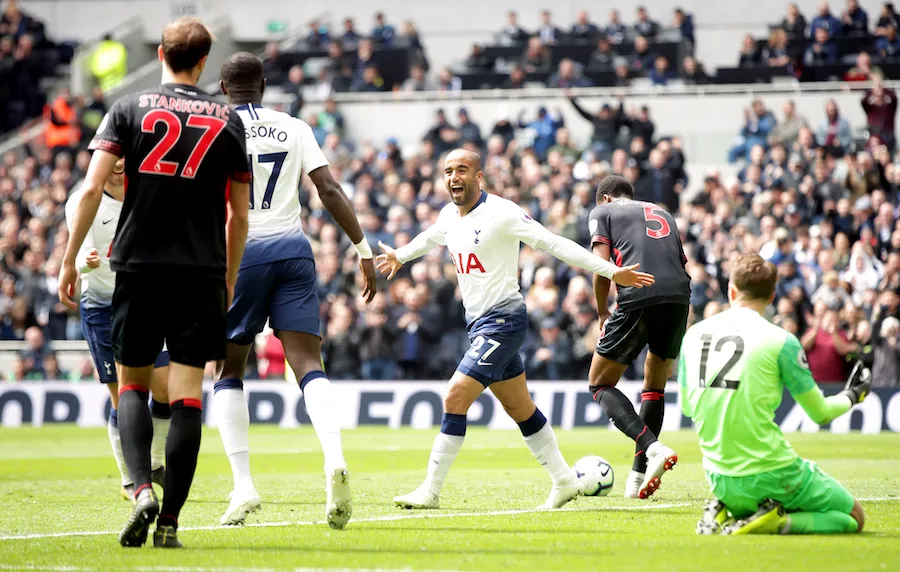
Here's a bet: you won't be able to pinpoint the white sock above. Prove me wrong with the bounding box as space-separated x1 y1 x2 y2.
108 417 130 486
422 432 464 496
302 376 346 472
215 388 255 491
150 416 170 470
523 423 575 485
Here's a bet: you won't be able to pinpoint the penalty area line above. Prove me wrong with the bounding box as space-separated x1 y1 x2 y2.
0 502 689 541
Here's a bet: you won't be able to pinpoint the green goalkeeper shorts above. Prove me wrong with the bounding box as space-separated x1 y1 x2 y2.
706 457 854 519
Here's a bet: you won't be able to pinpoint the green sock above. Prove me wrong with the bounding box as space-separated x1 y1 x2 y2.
786 511 859 534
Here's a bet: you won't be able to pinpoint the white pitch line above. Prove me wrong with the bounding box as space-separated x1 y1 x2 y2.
0 567 460 572
0 502 688 542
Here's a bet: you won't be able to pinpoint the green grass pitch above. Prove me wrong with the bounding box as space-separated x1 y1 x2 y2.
0 426 898 571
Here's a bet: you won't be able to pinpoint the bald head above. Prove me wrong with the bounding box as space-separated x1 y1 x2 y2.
443 148 484 209
445 148 482 172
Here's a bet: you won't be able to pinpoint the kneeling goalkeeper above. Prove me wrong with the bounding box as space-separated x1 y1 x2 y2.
679 254 870 535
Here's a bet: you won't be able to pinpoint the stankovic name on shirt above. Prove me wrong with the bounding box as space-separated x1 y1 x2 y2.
137 93 230 119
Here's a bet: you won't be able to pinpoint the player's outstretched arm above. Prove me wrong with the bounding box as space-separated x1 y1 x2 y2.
376 214 446 280
309 166 376 303
59 150 119 309
780 335 869 425
511 210 654 288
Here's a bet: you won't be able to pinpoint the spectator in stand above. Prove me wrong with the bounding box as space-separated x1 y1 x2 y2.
816 99 853 153
782 3 809 39
738 33 763 67
262 42 283 86
322 304 361 379
402 64 435 91
499 10 529 45
614 60 632 86
630 35 656 71
537 10 562 45
571 10 601 41
436 67 462 93
526 318 572 380
502 65 527 89
605 9 627 44
547 59 593 88
353 38 377 82
802 307 857 381
876 24 900 59
875 2 900 36
811 1 843 37
649 56 675 85
589 36 615 69
844 51 883 81
769 100 810 149
634 6 660 40
371 12 395 46
674 8 695 45
41 352 66 381
400 20 429 70
340 17 362 50
862 77 898 151
456 108 483 148
805 27 838 64
728 99 777 163
305 19 330 48
680 56 709 84
283 65 305 118
842 0 869 35
350 64 385 92
465 44 492 71
871 298 900 386
764 28 791 67
567 94 624 160
521 36 550 72
358 297 398 380
518 106 564 157
317 98 345 137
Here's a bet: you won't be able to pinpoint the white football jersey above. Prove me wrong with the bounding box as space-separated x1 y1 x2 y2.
64 189 122 308
395 193 617 323
235 104 328 239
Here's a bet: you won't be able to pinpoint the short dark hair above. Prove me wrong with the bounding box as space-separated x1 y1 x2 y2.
595 174 634 202
731 254 778 301
161 17 213 73
220 51 264 88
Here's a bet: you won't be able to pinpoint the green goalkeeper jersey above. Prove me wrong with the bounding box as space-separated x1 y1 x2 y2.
678 306 819 477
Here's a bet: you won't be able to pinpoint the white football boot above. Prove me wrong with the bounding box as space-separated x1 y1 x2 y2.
624 470 645 499
220 487 261 525
326 466 353 529
538 470 582 509
394 485 440 509
638 443 678 499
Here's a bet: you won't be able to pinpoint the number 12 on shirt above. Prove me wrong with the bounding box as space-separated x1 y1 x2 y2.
247 152 287 210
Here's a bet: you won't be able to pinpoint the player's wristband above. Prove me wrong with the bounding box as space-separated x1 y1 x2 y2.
353 237 374 259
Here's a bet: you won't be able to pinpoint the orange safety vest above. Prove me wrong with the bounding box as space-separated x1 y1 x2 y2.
44 96 80 148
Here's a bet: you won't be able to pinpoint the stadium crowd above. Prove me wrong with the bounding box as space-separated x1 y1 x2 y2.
2 81 899 386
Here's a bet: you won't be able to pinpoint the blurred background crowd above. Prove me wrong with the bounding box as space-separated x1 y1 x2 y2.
0 0 898 386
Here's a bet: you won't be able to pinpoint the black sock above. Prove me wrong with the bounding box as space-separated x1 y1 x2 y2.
633 390 665 473
118 386 153 497
159 399 203 530
591 385 657 453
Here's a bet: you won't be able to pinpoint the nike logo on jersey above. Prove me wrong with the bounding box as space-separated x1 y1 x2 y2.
102 218 115 225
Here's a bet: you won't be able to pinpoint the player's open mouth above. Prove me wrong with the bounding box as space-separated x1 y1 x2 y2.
450 185 464 193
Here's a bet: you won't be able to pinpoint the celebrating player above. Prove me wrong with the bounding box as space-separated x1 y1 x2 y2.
681 254 869 535
215 52 377 529
587 175 688 499
378 149 654 510
64 158 172 502
59 17 251 548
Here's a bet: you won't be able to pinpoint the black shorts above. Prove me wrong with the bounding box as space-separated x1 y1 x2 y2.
595 302 689 365
111 271 227 369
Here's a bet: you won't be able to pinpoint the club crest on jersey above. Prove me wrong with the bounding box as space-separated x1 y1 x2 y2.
452 252 486 274
521 210 534 223
798 349 810 370
474 230 481 244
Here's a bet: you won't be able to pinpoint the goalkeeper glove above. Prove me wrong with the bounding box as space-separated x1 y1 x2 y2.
840 361 872 405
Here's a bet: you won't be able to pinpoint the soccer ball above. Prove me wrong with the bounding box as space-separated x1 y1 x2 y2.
574 455 614 497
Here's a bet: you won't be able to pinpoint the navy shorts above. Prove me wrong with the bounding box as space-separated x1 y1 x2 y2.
81 304 170 383
227 258 320 345
456 304 528 387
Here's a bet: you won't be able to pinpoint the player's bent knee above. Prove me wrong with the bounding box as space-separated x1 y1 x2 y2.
166 362 205 402
444 374 483 415
851 500 865 532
